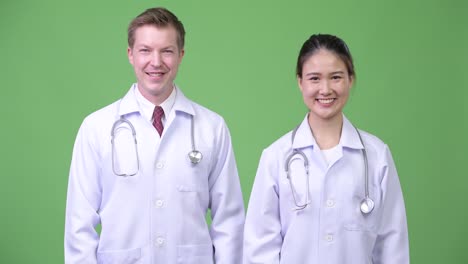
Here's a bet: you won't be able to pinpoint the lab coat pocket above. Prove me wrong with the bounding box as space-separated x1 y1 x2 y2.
343 183 381 233
97 247 141 264
177 184 205 192
177 244 214 264
342 223 378 260
344 222 376 232
176 183 209 212
343 203 378 233
342 194 379 253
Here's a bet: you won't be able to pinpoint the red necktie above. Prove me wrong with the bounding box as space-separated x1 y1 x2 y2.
152 106 164 136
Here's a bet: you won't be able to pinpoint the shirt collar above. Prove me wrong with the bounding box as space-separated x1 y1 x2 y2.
118 83 194 118
292 114 364 150
134 84 177 122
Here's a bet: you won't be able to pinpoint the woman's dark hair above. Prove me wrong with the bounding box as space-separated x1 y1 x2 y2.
296 34 355 79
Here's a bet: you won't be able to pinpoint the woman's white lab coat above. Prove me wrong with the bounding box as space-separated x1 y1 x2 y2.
243 115 409 264
65 85 245 264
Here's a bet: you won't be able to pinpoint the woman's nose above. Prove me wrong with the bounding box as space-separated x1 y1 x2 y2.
319 80 332 95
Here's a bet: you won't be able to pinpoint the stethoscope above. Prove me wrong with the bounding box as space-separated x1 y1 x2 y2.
284 125 374 214
110 105 203 177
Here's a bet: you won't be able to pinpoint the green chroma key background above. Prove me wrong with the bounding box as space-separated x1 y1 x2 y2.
0 0 466 263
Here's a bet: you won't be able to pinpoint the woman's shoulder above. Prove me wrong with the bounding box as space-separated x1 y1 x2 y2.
356 128 393 161
358 129 387 147
262 129 295 155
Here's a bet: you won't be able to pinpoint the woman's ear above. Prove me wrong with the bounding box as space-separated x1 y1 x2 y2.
297 75 304 92
349 75 354 88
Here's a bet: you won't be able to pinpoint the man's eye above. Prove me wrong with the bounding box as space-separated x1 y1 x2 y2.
163 50 174 53
140 49 150 53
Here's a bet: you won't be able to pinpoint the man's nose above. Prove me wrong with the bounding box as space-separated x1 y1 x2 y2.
150 52 162 67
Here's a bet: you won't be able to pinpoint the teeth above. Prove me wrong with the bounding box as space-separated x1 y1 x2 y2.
318 98 334 104
148 72 163 76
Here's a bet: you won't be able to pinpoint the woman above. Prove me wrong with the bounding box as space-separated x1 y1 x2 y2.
243 34 409 263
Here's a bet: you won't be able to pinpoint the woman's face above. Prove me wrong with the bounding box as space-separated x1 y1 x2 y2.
298 49 353 123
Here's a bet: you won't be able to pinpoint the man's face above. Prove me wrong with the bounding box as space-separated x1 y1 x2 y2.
128 25 184 105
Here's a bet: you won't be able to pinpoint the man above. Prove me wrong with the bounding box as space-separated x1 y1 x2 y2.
65 7 245 263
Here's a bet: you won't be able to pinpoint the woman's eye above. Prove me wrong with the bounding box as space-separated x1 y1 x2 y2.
309 77 319 81
332 75 342 80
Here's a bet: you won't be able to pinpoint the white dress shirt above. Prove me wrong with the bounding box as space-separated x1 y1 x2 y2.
134 84 176 127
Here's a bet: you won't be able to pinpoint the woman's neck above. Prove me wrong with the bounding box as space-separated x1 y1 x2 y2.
308 113 343 150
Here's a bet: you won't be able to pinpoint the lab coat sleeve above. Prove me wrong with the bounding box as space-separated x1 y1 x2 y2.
373 145 410 264
64 119 102 264
243 149 282 264
208 121 245 264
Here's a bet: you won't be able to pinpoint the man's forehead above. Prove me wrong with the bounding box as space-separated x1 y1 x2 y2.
133 26 178 43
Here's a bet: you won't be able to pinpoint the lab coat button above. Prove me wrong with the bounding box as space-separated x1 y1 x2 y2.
156 162 164 169
156 237 165 246
325 234 334 242
326 199 335 207
155 199 164 208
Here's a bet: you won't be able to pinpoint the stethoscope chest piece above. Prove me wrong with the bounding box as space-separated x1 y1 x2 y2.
360 197 375 214
188 150 203 164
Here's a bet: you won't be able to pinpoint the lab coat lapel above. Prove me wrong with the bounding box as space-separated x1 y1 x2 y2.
340 115 364 150
325 115 364 168
291 114 364 170
291 115 329 170
291 115 317 150
292 114 363 150
118 84 140 116
163 86 195 132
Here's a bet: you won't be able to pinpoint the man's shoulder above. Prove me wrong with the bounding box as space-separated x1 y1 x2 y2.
81 99 120 127
179 95 225 126
192 101 223 120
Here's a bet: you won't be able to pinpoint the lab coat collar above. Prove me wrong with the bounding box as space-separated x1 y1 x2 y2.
118 84 195 116
291 115 318 150
118 84 140 116
340 115 364 149
292 114 364 150
172 85 195 116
